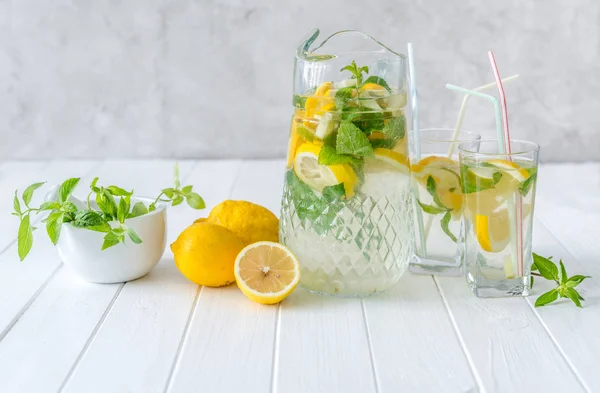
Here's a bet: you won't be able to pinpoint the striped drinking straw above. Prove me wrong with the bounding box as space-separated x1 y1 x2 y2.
488 51 525 278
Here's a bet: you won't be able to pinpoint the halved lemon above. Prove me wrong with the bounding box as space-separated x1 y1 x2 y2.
234 241 301 305
294 143 357 198
365 148 410 174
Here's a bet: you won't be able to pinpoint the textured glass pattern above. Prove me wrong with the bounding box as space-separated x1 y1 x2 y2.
280 184 414 297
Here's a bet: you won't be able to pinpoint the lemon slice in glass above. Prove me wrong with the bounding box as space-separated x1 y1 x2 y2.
234 241 301 305
294 143 357 198
474 208 511 253
488 159 530 183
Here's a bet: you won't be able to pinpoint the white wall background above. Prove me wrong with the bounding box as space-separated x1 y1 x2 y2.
0 0 598 161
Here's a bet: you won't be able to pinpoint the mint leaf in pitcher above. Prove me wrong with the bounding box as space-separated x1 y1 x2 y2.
336 121 373 157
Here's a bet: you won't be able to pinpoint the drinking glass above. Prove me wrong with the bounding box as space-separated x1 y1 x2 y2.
279 29 414 297
458 139 539 297
409 129 480 276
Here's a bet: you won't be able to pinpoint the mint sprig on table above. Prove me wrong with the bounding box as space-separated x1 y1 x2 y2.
13 165 205 261
531 253 590 308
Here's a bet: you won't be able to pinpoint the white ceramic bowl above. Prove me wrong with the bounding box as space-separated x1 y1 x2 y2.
57 198 167 284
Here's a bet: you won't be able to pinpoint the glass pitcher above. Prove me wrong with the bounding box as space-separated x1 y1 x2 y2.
279 29 414 297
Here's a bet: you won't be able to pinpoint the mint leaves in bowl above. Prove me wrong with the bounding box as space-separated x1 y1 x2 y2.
12 165 205 283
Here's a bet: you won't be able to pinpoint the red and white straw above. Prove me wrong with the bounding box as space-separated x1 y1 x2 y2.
488 51 525 277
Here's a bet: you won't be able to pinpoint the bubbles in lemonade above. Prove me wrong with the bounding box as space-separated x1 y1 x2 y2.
279 67 413 297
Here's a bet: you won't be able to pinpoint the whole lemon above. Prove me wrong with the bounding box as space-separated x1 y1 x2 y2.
206 200 279 245
170 222 245 287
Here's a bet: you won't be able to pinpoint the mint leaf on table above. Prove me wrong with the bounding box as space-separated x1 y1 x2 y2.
417 200 448 215
22 182 45 207
564 288 583 308
532 253 559 282
360 76 391 92
318 145 361 166
566 275 590 287
58 178 81 204
440 211 457 243
18 215 33 261
532 253 591 308
535 288 559 307
336 121 373 157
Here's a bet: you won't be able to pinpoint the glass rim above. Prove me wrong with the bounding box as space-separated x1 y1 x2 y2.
458 138 541 156
408 128 481 143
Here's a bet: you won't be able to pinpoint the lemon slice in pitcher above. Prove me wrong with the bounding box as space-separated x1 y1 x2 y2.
294 143 357 198
365 148 410 174
234 241 301 305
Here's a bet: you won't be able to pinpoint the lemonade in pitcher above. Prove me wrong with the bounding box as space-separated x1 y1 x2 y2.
279 30 414 297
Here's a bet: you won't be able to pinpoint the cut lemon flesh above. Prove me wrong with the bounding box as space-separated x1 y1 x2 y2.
411 156 458 174
488 159 530 183
234 241 300 304
294 143 357 198
474 209 510 253
366 148 410 173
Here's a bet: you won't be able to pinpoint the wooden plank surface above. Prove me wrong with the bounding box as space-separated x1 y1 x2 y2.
168 160 283 393
61 160 240 393
0 161 597 393
363 273 477 393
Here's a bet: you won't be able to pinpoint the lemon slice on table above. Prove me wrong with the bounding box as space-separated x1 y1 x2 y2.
365 148 410 174
234 241 301 305
294 143 357 198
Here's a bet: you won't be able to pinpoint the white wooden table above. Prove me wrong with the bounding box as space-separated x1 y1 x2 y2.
0 159 598 393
